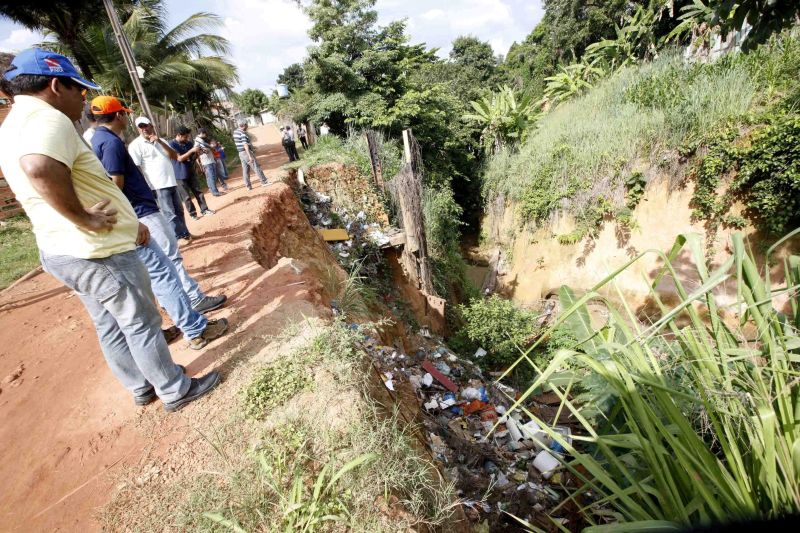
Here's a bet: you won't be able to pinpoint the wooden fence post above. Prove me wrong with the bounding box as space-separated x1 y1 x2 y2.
365 130 385 192
397 128 436 297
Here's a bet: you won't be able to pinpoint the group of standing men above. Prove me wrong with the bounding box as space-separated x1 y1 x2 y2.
0 49 244 411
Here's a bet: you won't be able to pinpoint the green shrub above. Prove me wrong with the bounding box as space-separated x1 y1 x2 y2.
423 185 476 302
735 115 800 234
691 114 800 236
458 295 537 368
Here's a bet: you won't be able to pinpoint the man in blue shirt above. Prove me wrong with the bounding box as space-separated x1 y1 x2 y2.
90 96 229 358
169 126 213 220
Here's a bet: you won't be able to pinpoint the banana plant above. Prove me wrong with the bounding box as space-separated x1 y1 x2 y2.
464 85 541 154
543 60 606 106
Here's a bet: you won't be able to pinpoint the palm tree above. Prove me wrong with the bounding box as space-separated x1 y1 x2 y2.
2 0 237 118
0 0 105 78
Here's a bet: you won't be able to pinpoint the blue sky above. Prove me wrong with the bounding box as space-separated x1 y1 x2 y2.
0 0 544 93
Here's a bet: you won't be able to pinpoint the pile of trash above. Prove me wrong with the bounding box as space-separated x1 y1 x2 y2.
357 328 581 531
299 188 391 276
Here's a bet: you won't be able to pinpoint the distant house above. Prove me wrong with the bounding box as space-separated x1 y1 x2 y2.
259 109 276 124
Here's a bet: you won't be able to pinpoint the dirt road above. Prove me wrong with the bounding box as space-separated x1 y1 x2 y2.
0 125 315 531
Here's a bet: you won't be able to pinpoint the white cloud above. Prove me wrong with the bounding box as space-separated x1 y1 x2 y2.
421 9 445 21
0 28 43 53
215 0 312 92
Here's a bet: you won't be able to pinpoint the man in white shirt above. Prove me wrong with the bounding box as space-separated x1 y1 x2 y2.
128 116 192 242
82 110 97 143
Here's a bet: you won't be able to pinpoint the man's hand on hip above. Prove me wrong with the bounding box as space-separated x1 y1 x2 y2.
136 222 150 246
83 199 118 232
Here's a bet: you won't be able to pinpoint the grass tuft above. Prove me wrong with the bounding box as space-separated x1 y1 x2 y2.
0 215 39 290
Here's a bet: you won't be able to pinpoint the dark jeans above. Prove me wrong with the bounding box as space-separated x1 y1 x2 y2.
176 171 209 217
283 140 299 162
299 136 308 149
155 186 190 239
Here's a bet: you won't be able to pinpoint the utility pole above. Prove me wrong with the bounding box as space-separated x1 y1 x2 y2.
101 0 159 136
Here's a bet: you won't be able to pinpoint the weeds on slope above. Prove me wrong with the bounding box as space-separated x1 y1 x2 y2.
501 230 800 530
285 130 402 182
182 320 455 532
483 32 800 239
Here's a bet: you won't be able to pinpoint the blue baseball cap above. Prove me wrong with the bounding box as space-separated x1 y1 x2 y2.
3 48 100 90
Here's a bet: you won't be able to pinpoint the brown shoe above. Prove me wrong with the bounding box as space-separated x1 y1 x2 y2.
162 325 181 344
188 318 229 350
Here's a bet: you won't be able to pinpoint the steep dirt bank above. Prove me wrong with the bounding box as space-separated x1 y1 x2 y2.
0 126 337 531
484 175 798 315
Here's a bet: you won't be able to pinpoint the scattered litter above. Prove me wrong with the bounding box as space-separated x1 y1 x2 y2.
421 360 458 393
474 347 487 358
383 372 395 391
532 450 560 479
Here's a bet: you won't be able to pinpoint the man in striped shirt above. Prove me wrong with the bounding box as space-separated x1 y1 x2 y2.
233 118 268 190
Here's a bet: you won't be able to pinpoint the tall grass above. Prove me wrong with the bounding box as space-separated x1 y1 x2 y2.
286 130 402 180
500 231 800 530
483 34 800 224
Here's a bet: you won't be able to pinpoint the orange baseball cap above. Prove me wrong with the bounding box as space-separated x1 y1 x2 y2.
90 95 133 114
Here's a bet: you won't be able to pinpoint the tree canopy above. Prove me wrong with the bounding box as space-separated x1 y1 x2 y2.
234 88 270 116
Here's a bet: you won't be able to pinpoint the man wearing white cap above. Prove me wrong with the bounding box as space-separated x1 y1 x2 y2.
127 116 192 243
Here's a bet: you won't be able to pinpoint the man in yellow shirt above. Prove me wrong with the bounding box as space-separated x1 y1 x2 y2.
0 49 219 412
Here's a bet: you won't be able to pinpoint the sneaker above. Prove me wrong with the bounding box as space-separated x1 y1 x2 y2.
202 209 215 216
134 364 187 406
188 318 229 350
192 294 227 313
190 214 200 220
178 234 194 244
163 371 221 412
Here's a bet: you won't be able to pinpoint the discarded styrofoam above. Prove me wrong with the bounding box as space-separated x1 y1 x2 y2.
474 347 487 358
533 450 560 479
520 420 549 448
422 373 433 387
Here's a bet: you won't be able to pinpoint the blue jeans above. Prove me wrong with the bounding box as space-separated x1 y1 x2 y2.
155 186 190 239
204 163 221 195
238 151 268 188
136 236 207 339
216 159 228 181
140 212 205 305
40 249 190 402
